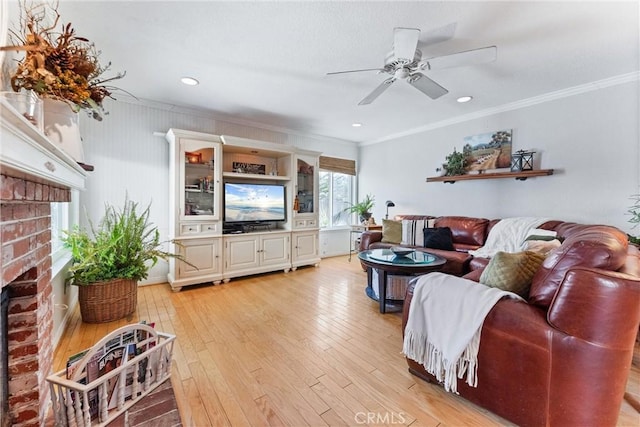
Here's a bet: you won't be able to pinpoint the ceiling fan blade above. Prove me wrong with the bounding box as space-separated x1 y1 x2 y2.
393 27 420 62
422 46 497 70
326 68 384 76
417 22 457 48
407 73 448 99
358 78 396 105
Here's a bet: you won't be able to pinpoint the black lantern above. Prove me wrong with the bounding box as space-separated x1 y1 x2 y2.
511 150 535 172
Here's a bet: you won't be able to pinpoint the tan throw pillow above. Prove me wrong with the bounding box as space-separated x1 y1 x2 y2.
479 251 546 297
381 219 402 244
523 239 562 256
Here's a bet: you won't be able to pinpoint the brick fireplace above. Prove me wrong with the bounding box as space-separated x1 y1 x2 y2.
1 172 71 426
1 97 86 426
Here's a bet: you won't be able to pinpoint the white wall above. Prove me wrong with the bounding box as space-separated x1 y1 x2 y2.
358 80 640 234
78 99 359 283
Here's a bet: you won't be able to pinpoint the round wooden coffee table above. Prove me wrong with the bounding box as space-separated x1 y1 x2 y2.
358 248 446 313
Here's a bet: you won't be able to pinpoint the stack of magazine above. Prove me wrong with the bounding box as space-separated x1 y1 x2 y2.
65 321 157 419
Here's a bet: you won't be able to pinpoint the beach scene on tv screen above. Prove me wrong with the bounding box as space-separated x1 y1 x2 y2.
225 183 286 222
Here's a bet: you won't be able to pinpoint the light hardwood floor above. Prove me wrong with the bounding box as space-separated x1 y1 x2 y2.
54 256 640 426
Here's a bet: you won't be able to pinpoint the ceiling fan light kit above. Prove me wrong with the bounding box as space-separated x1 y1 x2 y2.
328 27 497 106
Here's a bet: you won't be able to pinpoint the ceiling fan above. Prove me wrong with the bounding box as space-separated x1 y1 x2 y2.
327 27 497 105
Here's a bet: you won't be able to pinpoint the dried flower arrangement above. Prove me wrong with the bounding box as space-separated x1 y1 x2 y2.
0 1 126 120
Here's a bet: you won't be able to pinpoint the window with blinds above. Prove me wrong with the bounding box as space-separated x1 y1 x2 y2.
319 156 356 228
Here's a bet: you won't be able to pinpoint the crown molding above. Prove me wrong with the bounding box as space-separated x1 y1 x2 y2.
360 71 640 146
114 95 357 147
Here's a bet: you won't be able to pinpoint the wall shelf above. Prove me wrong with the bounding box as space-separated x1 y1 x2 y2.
426 169 554 183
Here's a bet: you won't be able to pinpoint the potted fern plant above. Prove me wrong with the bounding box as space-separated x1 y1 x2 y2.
342 193 375 223
628 194 640 246
63 197 187 323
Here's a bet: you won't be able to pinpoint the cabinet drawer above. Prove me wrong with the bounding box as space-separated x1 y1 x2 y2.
201 222 219 233
294 219 317 228
179 222 219 235
181 224 200 234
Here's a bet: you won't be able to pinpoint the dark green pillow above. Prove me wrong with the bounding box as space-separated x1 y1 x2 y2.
524 234 564 242
381 219 402 244
480 251 546 297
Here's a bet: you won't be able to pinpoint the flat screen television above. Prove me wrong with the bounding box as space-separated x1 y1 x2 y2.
224 182 286 224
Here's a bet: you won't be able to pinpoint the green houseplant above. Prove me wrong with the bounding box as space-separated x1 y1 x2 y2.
444 148 468 176
342 193 375 223
63 197 187 323
627 194 640 246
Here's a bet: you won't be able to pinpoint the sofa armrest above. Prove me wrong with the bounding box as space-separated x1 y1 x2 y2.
359 230 382 251
548 267 640 347
469 256 490 271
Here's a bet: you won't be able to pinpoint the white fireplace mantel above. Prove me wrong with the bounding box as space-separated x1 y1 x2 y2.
1 97 87 190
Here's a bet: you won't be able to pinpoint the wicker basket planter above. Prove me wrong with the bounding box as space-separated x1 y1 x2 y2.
78 278 138 323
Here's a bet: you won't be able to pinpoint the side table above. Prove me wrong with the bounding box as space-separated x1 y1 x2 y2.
349 224 382 261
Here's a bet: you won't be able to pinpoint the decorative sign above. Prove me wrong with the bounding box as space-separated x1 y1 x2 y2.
232 162 266 175
463 129 513 172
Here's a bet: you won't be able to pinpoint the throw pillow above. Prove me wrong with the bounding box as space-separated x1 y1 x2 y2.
479 251 546 297
423 227 455 251
381 219 402 244
523 239 562 255
524 228 557 239
402 219 429 246
522 233 563 256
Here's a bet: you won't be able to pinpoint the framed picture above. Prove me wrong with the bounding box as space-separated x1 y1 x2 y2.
463 129 512 172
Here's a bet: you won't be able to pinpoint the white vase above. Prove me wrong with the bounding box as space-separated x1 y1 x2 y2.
43 98 84 163
0 90 44 131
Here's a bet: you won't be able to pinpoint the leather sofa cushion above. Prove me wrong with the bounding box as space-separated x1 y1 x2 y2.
470 256 490 271
435 216 489 247
419 247 472 276
528 225 628 307
463 268 483 282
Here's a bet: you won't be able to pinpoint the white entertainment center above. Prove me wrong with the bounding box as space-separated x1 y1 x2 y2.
166 128 321 291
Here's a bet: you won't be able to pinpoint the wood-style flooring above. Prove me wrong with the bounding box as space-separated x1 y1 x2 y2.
53 255 640 426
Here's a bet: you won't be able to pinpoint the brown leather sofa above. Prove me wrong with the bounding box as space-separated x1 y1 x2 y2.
359 215 492 275
399 219 640 426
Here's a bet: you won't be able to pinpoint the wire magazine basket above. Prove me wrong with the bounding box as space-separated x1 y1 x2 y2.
46 323 176 427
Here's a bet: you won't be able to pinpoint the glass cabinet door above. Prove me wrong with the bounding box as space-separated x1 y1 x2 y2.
296 157 315 215
181 140 218 219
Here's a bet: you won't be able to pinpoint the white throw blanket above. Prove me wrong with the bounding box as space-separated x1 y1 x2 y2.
468 217 549 258
402 273 523 394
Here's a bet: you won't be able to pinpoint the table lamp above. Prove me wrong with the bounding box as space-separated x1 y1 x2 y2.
385 200 395 219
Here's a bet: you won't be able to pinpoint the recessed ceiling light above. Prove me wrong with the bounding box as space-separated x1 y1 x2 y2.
457 96 473 103
181 77 199 86
352 123 362 127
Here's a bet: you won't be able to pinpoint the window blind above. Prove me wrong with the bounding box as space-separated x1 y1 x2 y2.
319 156 356 176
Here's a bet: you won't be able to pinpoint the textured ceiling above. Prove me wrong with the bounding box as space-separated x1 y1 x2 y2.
13 1 639 144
